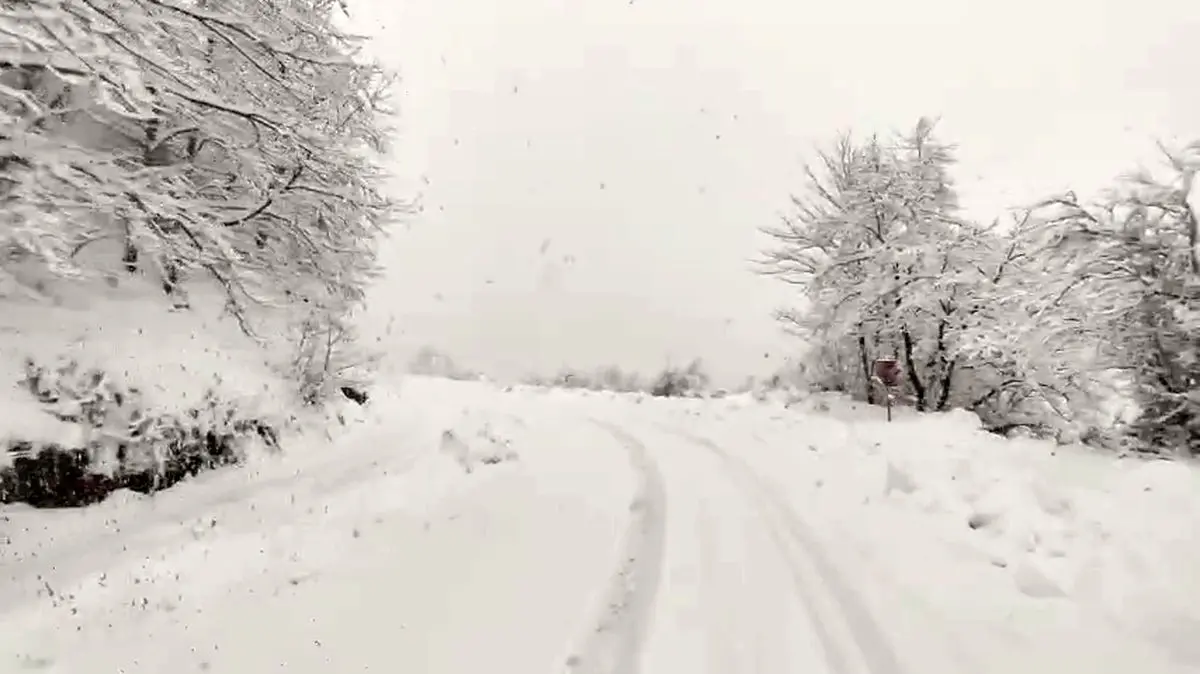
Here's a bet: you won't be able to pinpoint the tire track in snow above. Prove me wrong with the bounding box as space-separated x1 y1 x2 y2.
667 426 907 674
564 420 667 674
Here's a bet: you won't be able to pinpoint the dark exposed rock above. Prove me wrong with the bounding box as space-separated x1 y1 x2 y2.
340 385 369 405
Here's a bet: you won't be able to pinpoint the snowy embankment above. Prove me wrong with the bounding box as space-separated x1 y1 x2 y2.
0 279 297 506
4 376 1200 673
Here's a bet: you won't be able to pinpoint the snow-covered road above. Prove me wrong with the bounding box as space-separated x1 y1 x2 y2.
3 377 1200 673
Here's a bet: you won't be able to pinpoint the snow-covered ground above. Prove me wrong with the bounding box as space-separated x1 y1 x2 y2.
4 376 1200 673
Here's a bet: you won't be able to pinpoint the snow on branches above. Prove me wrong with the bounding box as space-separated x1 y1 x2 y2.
0 0 395 329
1032 145 1200 452
760 119 1130 444
1 0 396 404
760 119 970 410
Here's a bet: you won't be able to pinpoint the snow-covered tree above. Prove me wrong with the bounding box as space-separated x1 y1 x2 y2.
761 119 1132 441
1 0 393 329
291 304 380 404
650 359 709 397
947 209 1125 437
1 0 395 402
760 119 971 411
1031 147 1200 452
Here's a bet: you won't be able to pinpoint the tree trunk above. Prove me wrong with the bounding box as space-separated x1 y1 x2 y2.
901 327 927 411
161 258 178 295
122 221 138 273
935 358 956 411
929 312 956 411
858 333 875 405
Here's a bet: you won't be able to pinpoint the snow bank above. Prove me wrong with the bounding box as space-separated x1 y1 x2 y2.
809 400 1200 663
814 406 1200 665
0 281 293 424
578 387 1200 666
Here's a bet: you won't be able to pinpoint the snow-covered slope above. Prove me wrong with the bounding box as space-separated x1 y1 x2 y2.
0 277 294 457
3 377 1200 673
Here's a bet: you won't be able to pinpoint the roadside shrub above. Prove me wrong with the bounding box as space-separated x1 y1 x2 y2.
649 359 710 398
0 357 281 508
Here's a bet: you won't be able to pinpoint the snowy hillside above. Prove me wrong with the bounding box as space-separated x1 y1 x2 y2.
3 375 1200 673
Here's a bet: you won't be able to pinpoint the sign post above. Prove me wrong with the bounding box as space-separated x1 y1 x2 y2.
872 357 902 422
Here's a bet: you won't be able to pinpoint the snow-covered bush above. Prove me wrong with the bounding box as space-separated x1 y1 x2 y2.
1 353 282 507
290 307 380 405
0 285 294 506
519 365 646 393
649 359 710 398
519 361 707 397
593 365 645 392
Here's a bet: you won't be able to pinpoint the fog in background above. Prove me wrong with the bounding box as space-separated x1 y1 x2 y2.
349 0 1199 385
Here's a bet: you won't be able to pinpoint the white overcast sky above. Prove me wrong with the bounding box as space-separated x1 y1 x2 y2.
348 0 1199 384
